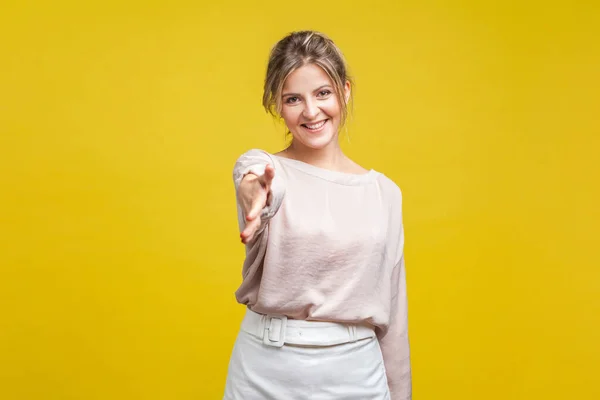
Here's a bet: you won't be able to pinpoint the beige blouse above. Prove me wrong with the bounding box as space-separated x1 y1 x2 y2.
232 149 412 399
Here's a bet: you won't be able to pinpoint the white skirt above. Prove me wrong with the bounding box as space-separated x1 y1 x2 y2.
223 308 390 400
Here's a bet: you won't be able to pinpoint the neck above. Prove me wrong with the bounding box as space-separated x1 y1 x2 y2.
285 139 346 170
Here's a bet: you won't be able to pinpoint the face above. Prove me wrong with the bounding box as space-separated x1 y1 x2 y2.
280 63 350 151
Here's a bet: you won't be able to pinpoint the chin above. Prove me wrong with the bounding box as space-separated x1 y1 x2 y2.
294 134 337 150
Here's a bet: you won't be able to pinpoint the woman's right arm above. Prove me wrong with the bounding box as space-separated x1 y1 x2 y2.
233 149 286 244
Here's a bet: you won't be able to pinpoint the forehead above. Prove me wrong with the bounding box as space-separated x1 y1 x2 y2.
282 63 332 92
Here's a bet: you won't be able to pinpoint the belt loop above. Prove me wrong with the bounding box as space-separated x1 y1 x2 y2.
348 325 357 342
257 313 267 339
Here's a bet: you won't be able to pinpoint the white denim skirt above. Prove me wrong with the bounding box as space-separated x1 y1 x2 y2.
223 308 390 400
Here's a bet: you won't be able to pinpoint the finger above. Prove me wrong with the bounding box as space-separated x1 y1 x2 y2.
241 218 261 243
240 219 254 239
246 196 265 221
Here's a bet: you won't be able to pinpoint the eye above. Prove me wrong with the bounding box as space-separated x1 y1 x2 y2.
318 89 332 97
285 96 299 104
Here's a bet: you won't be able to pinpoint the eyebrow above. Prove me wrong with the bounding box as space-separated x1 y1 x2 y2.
282 84 332 97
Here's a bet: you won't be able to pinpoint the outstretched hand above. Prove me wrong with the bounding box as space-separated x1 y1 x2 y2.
238 164 275 244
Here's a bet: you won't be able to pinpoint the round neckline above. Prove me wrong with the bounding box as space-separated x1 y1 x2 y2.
273 154 379 186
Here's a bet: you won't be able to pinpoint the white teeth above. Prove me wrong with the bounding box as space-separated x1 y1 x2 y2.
304 120 326 130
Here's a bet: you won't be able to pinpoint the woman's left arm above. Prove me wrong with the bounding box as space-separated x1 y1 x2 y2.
378 185 412 400
379 253 412 400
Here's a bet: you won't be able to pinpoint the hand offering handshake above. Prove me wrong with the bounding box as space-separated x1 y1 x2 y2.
238 165 275 244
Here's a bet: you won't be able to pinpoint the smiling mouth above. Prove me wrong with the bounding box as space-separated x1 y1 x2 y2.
301 119 328 131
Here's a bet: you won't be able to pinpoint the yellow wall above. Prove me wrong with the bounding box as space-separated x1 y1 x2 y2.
1 1 598 399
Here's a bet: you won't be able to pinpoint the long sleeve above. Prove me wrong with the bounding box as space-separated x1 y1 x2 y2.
232 149 287 289
379 254 412 399
378 187 412 399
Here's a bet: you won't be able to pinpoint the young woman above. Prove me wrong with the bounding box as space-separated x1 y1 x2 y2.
223 31 412 400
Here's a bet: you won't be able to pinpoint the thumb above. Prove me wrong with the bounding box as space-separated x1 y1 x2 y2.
260 164 275 188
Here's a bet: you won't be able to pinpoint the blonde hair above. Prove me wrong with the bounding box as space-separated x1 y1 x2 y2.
262 30 353 129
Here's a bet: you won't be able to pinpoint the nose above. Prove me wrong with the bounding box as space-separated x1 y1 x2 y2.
302 99 319 120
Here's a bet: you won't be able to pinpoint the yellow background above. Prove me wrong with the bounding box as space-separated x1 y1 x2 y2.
1 1 598 399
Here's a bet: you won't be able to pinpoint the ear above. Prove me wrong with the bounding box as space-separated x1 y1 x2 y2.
343 80 351 103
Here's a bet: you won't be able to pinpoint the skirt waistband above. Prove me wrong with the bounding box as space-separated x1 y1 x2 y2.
241 308 376 348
